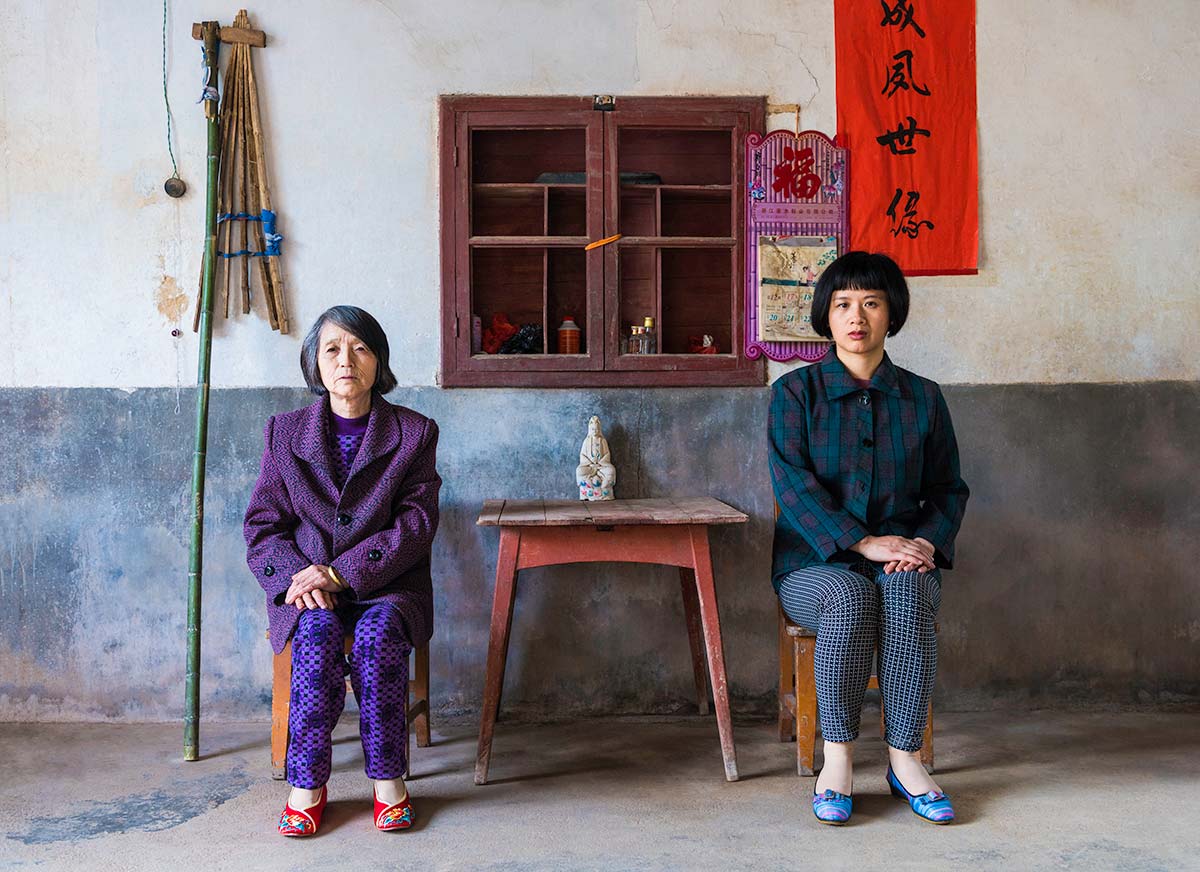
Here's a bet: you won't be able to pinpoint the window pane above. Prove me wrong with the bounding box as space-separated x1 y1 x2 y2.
472 129 586 184
547 249 587 354
471 248 545 354
661 248 732 354
618 247 656 355
618 129 731 186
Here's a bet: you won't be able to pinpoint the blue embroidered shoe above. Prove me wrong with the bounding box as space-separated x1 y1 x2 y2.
812 789 853 825
886 767 955 824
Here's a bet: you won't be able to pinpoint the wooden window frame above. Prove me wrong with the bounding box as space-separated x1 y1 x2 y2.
439 95 766 387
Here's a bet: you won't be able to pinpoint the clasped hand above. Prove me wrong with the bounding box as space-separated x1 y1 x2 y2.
851 535 937 574
284 565 342 610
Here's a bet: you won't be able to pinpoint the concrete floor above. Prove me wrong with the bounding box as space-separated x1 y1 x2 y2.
1 711 1198 871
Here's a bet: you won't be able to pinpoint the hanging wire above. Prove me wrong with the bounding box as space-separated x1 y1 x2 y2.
162 0 180 179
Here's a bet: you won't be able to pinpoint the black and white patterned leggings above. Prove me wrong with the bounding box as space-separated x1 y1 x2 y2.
778 563 941 751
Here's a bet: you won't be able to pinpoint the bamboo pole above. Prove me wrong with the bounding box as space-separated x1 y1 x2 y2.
191 9 286 334
243 33 289 334
185 20 222 763
234 21 251 311
234 44 248 313
194 36 236 332
235 32 251 315
244 91 278 331
218 43 237 319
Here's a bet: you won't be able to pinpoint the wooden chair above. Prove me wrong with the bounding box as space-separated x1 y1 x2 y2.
269 633 431 780
777 604 934 776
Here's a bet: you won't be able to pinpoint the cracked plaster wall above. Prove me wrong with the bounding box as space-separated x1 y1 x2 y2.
2 0 1196 387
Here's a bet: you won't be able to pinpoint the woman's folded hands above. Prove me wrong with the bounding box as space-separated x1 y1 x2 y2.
850 535 937 575
285 564 345 610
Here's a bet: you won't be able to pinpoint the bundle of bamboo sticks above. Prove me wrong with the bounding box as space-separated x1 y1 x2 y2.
193 9 289 334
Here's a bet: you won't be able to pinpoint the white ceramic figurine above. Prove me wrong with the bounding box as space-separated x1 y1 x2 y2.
576 415 616 501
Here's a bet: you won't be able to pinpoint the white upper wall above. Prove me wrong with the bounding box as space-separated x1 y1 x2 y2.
1 0 1196 388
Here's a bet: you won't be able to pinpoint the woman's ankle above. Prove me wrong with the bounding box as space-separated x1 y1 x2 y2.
815 741 855 795
373 776 408 805
887 746 939 792
287 785 324 808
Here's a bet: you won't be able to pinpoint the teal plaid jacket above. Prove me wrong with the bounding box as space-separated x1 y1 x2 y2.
769 350 969 590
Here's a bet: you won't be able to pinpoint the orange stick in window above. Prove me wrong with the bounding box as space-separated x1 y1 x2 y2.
584 234 623 251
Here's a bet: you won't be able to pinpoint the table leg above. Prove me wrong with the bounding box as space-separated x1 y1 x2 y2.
475 527 520 785
678 568 710 715
687 525 739 781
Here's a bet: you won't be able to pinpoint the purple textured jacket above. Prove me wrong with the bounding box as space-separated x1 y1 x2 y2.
244 393 441 654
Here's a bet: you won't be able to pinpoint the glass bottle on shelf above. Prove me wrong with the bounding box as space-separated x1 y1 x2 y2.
630 325 644 354
641 316 657 354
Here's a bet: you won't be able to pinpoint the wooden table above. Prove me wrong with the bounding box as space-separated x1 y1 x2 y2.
474 497 748 785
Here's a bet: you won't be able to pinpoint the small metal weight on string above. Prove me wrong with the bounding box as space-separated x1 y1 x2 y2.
164 177 187 198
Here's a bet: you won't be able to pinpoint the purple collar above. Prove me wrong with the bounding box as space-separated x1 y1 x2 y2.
331 409 370 437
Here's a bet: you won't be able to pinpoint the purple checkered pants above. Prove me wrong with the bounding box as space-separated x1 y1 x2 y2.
286 602 412 788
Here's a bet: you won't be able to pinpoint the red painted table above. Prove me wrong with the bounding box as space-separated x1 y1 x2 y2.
474 497 748 784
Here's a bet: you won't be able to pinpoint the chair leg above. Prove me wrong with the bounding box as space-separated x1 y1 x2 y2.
270 640 292 781
412 643 431 748
777 607 795 742
921 700 935 773
794 638 816 777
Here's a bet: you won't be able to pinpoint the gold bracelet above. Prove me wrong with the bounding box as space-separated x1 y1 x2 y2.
323 566 347 589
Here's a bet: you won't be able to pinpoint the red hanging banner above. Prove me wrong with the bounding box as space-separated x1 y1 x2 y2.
835 0 978 275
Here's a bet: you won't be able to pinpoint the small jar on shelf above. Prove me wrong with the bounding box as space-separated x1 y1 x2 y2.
556 316 581 354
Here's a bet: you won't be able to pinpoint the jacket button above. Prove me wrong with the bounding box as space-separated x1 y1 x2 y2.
863 438 874 447
263 565 275 577
337 512 352 526
859 392 871 406
368 549 383 561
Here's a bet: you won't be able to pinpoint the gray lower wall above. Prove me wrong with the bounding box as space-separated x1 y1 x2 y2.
1 382 1197 722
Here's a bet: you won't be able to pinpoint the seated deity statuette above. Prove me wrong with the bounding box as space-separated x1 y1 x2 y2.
576 415 616 501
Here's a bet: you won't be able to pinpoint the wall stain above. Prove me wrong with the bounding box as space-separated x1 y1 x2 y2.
155 275 188 323
5 767 251 844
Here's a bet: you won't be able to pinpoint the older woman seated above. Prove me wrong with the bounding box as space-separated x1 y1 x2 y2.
244 306 440 837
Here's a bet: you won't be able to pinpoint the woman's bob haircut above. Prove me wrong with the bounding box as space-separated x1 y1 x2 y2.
300 305 398 396
811 251 910 339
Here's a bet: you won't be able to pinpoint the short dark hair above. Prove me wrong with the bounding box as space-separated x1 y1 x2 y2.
811 251 910 339
300 306 398 396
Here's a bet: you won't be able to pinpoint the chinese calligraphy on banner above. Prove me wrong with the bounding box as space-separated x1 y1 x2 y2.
834 0 978 274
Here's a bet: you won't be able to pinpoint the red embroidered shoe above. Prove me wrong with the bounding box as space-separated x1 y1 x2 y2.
278 786 327 837
374 787 415 831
